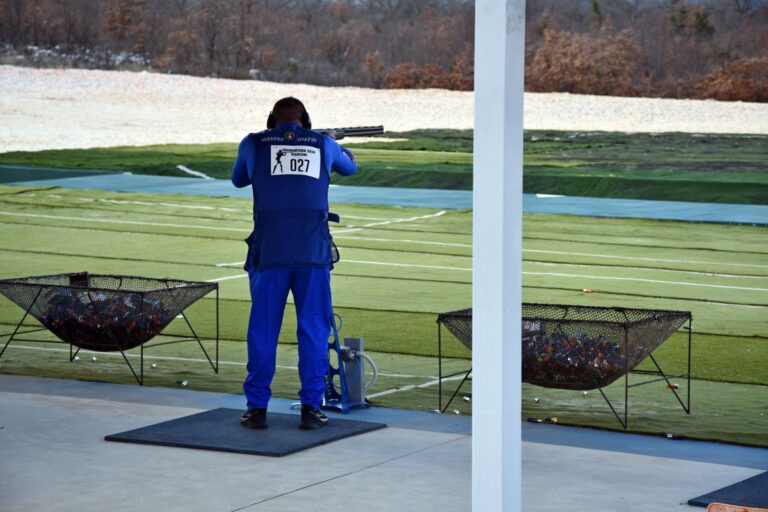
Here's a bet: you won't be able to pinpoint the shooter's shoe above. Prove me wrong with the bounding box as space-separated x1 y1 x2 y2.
299 405 329 430
241 408 268 429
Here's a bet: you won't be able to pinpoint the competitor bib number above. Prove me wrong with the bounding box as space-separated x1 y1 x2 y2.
270 145 321 179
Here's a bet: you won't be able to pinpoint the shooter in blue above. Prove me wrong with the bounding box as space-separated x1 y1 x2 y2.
231 97 357 430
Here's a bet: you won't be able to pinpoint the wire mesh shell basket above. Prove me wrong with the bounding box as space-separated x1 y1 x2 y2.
437 304 691 390
0 273 217 352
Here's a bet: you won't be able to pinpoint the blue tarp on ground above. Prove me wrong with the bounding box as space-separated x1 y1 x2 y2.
4 166 767 225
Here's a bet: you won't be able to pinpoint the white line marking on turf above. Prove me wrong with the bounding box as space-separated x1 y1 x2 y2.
380 371 437 379
207 274 248 282
343 259 472 272
68 196 242 212
333 235 472 248
527 260 767 280
343 215 403 221
216 261 246 268
522 271 768 292
0 211 250 233
367 373 469 399
708 302 766 309
524 249 768 270
177 165 214 180
331 210 447 235
328 227 364 235
3 344 429 379
360 210 446 228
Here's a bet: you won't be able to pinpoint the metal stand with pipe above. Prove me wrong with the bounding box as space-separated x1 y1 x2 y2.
322 313 378 413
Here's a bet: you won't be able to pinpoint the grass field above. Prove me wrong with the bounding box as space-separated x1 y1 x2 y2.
2 130 766 204
0 182 766 446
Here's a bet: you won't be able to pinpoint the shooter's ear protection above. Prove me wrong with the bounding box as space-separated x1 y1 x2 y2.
266 107 312 129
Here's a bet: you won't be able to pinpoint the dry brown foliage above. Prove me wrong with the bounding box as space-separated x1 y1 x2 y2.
383 58 473 90
526 29 641 97
363 51 386 87
694 54 768 102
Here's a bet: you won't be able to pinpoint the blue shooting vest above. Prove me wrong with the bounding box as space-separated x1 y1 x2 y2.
243 122 337 271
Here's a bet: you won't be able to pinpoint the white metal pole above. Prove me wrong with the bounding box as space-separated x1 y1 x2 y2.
472 1 526 511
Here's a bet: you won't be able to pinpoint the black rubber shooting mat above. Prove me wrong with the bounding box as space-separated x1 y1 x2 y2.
105 407 387 457
687 471 768 508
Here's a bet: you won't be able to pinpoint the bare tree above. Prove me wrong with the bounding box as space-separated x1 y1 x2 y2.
732 0 754 14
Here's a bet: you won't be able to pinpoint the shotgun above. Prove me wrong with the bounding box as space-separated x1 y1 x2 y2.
317 125 384 140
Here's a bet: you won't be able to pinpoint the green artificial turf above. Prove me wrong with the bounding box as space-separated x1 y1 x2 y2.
0 184 765 377
0 143 237 182
0 178 765 446
2 129 766 204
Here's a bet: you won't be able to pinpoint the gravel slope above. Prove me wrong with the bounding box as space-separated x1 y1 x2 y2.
2 65 767 152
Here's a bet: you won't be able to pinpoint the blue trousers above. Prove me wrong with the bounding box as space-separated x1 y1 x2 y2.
243 266 332 410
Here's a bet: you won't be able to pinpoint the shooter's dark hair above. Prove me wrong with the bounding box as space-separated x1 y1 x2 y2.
268 97 311 128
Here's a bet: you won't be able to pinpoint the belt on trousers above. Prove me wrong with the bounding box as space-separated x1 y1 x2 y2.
253 210 340 223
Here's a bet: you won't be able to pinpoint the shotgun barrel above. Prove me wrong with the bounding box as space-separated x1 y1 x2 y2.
316 125 384 139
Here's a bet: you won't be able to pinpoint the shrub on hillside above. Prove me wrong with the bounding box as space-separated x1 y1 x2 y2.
383 62 451 89
382 49 472 91
526 29 641 97
694 54 768 102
